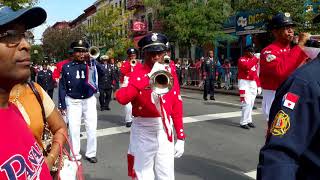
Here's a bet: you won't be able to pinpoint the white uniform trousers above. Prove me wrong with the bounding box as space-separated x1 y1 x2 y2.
124 102 133 123
66 95 97 160
238 79 257 125
129 117 174 180
262 89 276 121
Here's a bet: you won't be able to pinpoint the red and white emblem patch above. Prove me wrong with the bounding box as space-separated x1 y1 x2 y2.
283 92 299 110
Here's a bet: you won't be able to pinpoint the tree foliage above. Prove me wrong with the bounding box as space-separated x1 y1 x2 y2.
86 5 134 59
30 44 44 65
234 0 319 33
1 0 38 10
42 26 86 62
143 0 235 46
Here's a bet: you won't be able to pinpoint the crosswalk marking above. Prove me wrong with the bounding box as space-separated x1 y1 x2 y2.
244 170 257 179
80 110 262 139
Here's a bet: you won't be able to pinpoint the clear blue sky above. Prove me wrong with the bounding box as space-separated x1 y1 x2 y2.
33 0 95 44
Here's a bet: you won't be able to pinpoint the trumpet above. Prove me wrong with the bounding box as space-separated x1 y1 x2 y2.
149 70 174 95
89 46 100 59
130 59 137 66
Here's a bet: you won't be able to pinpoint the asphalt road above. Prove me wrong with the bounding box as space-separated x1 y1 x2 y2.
53 88 266 180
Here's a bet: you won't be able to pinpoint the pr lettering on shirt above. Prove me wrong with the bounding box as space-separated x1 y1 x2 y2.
0 143 45 179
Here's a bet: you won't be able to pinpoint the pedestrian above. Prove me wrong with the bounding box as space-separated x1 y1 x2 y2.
110 57 120 99
257 14 320 180
201 50 217 101
115 33 185 179
119 47 142 127
175 58 183 85
0 4 53 179
59 40 100 163
237 46 262 129
260 12 309 121
37 63 55 98
98 55 114 111
222 59 231 90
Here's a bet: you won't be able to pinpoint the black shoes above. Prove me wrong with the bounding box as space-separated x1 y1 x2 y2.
86 156 98 163
248 123 255 128
240 124 250 129
203 97 208 101
105 107 111 111
210 96 215 101
125 122 132 128
100 107 105 111
240 123 255 129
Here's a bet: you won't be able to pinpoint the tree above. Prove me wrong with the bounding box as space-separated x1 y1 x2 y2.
1 0 38 10
143 0 235 57
86 4 134 59
30 44 44 65
42 25 86 62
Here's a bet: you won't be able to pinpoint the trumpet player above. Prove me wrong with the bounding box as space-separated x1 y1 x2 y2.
260 12 309 122
59 40 103 163
115 33 185 180
119 48 142 127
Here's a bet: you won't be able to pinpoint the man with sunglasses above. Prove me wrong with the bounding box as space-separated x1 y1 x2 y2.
237 46 261 129
115 33 185 180
260 12 309 122
59 40 100 163
0 4 53 179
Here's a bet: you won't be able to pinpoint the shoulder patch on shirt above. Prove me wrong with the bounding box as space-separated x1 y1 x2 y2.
282 92 299 110
270 110 290 136
266 54 276 62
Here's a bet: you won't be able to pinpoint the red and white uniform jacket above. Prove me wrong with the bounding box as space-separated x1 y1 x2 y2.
237 55 261 87
260 41 308 90
116 61 185 142
119 60 143 84
53 59 71 82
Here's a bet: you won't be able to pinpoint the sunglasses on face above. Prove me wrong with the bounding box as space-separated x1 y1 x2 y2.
0 30 33 45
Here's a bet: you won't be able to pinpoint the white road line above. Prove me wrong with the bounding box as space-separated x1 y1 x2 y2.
80 110 262 139
244 170 257 179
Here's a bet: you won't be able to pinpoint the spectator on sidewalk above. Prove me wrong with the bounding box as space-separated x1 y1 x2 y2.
222 59 232 90
175 58 183 85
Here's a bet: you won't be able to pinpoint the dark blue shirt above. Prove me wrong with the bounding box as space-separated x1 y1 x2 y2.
59 60 97 109
257 58 320 180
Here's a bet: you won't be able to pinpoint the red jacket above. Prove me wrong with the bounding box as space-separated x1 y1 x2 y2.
53 59 71 81
119 60 143 83
237 55 261 87
116 61 184 141
260 41 308 90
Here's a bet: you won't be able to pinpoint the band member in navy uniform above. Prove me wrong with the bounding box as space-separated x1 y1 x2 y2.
59 40 100 163
98 55 115 111
201 50 217 101
37 63 55 98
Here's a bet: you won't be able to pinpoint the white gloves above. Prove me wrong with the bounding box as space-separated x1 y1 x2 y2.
148 62 170 77
174 140 185 158
257 87 262 95
121 76 129 87
303 47 320 60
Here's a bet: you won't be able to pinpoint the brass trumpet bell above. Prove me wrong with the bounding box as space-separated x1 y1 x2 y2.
89 46 100 59
130 59 137 66
149 70 174 95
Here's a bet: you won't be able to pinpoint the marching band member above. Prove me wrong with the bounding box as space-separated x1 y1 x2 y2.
260 12 309 121
115 33 185 179
119 48 142 127
237 46 261 129
59 40 102 163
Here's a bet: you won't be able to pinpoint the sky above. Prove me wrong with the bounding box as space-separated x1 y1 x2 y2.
32 0 95 44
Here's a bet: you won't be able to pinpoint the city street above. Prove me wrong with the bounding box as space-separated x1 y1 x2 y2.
54 89 267 180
